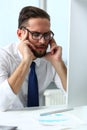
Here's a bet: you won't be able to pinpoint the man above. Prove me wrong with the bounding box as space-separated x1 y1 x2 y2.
0 6 67 111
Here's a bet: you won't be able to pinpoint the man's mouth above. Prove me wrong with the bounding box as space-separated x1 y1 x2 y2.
35 45 47 50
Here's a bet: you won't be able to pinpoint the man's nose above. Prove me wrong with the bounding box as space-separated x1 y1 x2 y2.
39 36 45 43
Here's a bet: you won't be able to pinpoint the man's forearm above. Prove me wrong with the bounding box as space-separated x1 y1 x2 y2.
52 60 67 91
8 59 31 94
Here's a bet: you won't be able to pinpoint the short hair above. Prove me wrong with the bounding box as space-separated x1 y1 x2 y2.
18 6 50 28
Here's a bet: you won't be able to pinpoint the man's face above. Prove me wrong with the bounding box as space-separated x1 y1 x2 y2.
24 18 51 58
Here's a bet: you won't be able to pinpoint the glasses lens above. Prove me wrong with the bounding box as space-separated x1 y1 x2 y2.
32 32 41 40
32 30 54 40
44 32 54 40
44 33 50 40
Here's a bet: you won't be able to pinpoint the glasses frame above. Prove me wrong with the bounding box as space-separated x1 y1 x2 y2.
21 26 54 41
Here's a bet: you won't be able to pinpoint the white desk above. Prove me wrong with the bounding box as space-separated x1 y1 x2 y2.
0 105 87 130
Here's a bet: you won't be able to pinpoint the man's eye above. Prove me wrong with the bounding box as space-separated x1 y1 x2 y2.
44 33 50 37
33 32 40 37
44 32 50 36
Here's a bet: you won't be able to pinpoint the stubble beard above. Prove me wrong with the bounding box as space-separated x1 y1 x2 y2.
31 48 47 58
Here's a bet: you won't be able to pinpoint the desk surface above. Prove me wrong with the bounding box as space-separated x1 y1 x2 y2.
0 105 87 130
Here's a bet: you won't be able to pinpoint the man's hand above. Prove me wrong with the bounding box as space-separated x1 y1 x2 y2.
44 38 67 91
18 30 36 63
44 39 62 64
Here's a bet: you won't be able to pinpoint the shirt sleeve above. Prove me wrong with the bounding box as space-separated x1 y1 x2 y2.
0 79 17 111
0 47 24 111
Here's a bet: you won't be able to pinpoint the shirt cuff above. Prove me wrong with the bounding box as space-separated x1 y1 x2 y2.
0 79 17 111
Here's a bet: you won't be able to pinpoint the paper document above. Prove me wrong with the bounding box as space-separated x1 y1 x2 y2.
38 112 85 129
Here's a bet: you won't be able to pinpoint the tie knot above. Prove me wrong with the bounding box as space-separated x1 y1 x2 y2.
30 62 35 69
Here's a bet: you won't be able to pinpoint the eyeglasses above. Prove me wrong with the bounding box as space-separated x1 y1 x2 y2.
21 26 54 41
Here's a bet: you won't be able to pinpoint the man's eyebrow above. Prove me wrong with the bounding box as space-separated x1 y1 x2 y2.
31 31 41 34
31 31 50 34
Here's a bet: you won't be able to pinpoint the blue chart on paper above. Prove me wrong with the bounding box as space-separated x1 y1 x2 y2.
39 112 84 128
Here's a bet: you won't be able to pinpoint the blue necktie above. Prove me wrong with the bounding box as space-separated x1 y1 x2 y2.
27 62 39 107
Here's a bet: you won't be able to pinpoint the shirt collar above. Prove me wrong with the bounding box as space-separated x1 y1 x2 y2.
34 58 41 67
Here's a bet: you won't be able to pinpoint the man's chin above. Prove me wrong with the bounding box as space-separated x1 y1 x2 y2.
32 50 46 58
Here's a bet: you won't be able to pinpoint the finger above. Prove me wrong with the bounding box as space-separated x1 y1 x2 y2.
56 46 62 58
49 38 57 48
21 30 28 41
51 46 62 55
50 45 57 54
28 42 36 51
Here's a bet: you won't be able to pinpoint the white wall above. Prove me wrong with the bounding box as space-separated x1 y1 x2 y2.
0 0 39 46
47 0 69 62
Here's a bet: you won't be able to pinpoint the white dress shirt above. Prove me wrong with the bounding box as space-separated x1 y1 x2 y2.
0 43 64 111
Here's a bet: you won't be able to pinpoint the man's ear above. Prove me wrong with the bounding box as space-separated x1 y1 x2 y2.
17 29 24 40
